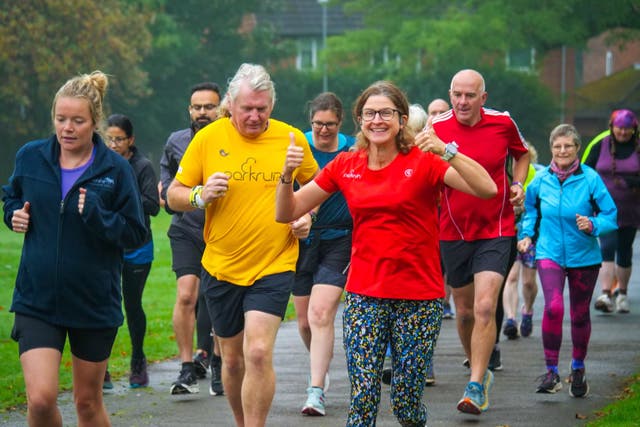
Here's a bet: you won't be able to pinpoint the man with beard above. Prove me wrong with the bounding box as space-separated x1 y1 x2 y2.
160 82 224 395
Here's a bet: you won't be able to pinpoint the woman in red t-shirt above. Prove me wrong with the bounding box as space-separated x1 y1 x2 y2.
276 81 496 426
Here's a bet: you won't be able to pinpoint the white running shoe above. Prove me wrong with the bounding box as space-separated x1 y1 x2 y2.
594 294 614 313
616 293 630 313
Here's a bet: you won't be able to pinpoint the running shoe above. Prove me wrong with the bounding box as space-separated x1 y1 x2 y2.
456 381 486 415
481 369 494 409
536 370 562 394
193 351 210 379
425 362 436 386
129 358 149 388
503 318 519 340
209 355 224 396
616 294 630 313
594 294 614 313
301 386 326 416
569 368 589 398
170 364 199 395
103 369 114 390
488 347 502 371
520 311 533 337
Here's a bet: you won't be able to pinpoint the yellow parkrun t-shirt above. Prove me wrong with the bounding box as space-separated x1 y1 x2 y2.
176 117 318 286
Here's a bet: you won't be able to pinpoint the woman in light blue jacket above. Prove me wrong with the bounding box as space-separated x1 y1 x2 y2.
517 124 617 399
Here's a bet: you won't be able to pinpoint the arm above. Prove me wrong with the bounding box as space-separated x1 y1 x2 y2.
138 160 160 217
588 175 618 236
415 129 497 198
508 151 530 205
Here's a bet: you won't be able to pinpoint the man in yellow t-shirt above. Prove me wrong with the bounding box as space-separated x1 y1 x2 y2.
167 63 318 426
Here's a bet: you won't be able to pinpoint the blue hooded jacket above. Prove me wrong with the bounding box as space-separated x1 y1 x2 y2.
519 163 617 268
2 134 146 328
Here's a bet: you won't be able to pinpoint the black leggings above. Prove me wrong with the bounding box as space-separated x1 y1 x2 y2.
122 262 151 360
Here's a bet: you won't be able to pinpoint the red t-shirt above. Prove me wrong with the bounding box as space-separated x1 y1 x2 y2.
315 146 449 300
433 108 528 241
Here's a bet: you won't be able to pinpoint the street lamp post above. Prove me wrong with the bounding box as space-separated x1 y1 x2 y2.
318 0 328 92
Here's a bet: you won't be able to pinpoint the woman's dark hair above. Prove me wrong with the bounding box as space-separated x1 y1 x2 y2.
107 114 134 138
308 92 344 122
352 81 412 154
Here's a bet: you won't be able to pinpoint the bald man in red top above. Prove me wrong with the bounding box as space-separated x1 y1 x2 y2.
432 69 530 415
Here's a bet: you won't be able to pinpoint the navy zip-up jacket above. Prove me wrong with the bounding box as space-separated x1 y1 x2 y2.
2 134 147 328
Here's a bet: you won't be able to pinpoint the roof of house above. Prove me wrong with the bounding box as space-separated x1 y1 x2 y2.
573 66 640 118
258 0 362 37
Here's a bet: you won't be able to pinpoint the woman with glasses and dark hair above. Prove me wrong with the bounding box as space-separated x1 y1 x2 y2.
293 92 354 416
584 109 640 314
518 124 617 398
105 114 160 388
276 81 496 426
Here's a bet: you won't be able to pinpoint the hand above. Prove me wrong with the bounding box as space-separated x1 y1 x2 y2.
282 132 304 178
289 213 312 239
12 201 30 233
414 128 445 155
509 184 525 207
78 188 86 214
576 214 592 233
517 237 532 253
202 172 230 203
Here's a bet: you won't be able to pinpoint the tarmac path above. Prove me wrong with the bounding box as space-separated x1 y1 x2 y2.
2 241 639 426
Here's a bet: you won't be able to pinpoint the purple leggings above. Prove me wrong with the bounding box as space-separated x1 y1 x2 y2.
537 259 599 367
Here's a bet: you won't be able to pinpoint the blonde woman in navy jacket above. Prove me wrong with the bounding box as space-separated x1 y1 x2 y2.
2 71 146 427
517 124 617 399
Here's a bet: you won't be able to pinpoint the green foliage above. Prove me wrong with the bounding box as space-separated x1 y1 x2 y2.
0 0 153 140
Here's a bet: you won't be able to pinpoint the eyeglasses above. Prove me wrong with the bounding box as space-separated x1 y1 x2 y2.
106 136 129 145
189 104 218 112
311 121 339 130
551 144 577 152
361 108 400 122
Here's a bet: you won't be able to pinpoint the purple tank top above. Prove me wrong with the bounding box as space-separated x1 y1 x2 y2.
61 149 95 199
595 137 640 227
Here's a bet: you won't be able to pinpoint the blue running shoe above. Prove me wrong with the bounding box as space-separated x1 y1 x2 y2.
520 312 533 337
456 382 484 415
503 318 519 340
301 386 326 416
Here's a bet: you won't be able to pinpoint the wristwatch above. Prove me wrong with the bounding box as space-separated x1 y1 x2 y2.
441 141 459 162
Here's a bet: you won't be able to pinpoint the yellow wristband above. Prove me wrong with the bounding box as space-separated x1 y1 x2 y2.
189 185 207 209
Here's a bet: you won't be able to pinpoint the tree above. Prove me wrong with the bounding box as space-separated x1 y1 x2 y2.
0 0 153 182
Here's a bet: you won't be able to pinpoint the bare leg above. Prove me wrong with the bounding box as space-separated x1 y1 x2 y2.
21 348 63 427
597 261 616 293
293 295 311 351
308 285 342 388
469 271 503 383
172 274 199 362
503 260 521 320
452 284 475 362
521 266 538 313
242 310 281 427
72 356 111 427
616 266 632 292
219 331 246 426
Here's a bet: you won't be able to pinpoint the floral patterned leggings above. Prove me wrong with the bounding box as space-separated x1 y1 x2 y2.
343 292 442 427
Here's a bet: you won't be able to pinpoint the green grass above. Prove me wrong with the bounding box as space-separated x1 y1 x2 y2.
0 210 637 423
0 210 296 411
